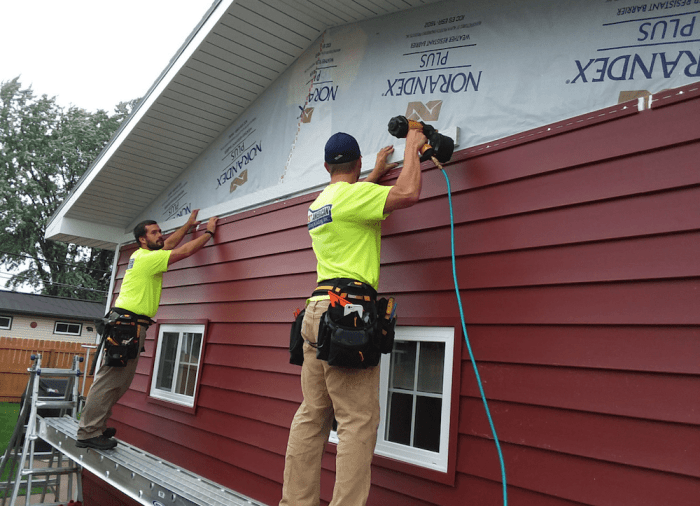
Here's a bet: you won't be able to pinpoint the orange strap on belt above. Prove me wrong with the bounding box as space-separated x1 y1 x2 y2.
329 291 351 307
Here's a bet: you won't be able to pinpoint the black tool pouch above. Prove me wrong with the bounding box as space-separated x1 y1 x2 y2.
316 312 331 362
318 301 380 369
105 344 130 367
289 309 306 366
376 297 397 354
104 312 140 367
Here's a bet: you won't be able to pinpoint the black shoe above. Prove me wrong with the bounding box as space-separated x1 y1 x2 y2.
76 435 117 450
102 427 116 438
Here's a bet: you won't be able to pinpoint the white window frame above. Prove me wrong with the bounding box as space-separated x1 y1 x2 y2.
0 315 11 330
54 321 82 336
329 326 454 472
150 324 205 408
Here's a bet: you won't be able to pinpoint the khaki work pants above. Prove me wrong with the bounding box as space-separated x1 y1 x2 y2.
280 299 381 506
77 324 147 440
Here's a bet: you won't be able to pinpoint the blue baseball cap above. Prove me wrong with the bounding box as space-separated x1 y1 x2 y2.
324 132 361 164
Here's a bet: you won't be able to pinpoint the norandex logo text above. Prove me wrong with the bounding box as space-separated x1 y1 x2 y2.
570 50 700 82
385 50 481 96
217 142 262 188
385 72 481 96
570 15 699 83
308 86 338 103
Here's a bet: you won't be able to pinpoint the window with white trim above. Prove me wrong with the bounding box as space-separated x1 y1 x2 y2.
54 321 82 336
0 315 11 330
150 324 205 407
329 326 454 472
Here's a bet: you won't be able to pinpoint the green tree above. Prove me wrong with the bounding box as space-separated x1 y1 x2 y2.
0 77 137 301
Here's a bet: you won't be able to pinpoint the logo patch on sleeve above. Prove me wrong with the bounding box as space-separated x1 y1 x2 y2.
127 258 135 270
308 204 333 230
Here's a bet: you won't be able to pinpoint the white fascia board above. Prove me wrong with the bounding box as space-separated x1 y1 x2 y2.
46 0 235 243
46 217 126 245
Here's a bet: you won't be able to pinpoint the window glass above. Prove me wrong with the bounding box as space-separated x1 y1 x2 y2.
385 341 445 449
54 322 82 335
156 332 179 390
414 396 442 452
176 332 202 396
390 340 416 390
150 325 205 407
0 316 12 329
417 342 445 394
386 392 413 446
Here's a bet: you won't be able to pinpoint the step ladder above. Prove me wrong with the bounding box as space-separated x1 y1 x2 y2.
0 353 84 506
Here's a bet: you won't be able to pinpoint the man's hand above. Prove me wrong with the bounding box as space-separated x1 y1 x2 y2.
186 209 200 230
206 217 218 235
168 215 220 265
164 209 201 250
365 145 399 183
405 128 428 155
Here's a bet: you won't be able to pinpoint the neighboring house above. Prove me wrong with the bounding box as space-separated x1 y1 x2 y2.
0 290 104 345
44 1 700 506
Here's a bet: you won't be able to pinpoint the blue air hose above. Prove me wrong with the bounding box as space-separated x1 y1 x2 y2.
440 168 508 505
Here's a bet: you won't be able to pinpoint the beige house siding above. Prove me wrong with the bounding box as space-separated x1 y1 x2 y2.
0 313 99 345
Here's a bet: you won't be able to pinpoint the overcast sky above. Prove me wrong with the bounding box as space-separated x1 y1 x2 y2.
1 0 215 112
0 0 215 292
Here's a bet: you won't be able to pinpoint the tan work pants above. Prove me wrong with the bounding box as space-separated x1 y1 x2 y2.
280 299 381 506
77 324 147 440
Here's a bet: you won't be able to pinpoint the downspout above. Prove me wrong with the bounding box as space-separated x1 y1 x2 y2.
93 242 122 374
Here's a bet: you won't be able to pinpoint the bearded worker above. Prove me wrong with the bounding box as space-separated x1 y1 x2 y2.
76 210 217 450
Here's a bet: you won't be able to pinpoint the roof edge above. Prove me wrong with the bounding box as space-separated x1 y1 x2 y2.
45 0 229 241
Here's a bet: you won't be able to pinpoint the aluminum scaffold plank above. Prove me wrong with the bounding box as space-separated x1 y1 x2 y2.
39 416 267 506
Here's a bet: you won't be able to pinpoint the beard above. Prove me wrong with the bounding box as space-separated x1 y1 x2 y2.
146 240 164 250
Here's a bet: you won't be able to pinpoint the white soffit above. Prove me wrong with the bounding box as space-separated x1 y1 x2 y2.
46 0 441 250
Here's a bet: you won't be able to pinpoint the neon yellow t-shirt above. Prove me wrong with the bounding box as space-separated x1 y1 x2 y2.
114 248 171 318
307 181 392 290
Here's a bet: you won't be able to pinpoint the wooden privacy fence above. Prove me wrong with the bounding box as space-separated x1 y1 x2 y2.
0 336 96 403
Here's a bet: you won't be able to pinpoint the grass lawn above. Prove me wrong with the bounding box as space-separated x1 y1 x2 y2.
0 402 19 456
1 402 20 494
0 402 44 498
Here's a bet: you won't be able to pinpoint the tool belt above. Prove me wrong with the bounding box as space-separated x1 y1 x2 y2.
289 279 397 369
93 308 153 370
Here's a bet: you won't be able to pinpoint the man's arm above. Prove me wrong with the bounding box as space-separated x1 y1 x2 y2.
163 210 200 250
383 129 427 214
168 217 218 265
364 145 398 183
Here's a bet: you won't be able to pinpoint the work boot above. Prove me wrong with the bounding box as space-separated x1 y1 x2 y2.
102 427 117 438
76 435 117 450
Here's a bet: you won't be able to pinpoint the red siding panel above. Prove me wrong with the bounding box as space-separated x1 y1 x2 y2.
93 82 700 506
464 324 700 374
461 363 700 424
460 398 699 477
458 435 700 506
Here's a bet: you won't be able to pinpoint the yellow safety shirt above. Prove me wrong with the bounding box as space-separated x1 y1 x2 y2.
307 181 392 292
114 248 171 318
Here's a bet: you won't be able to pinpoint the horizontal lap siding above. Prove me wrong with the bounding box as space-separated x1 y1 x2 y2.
105 84 700 506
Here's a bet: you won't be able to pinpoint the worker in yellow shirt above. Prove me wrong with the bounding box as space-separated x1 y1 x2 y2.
280 129 426 506
76 210 217 450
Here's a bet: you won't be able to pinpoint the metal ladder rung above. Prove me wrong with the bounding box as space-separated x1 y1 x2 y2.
21 466 80 477
34 368 82 377
16 502 66 506
36 400 77 409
